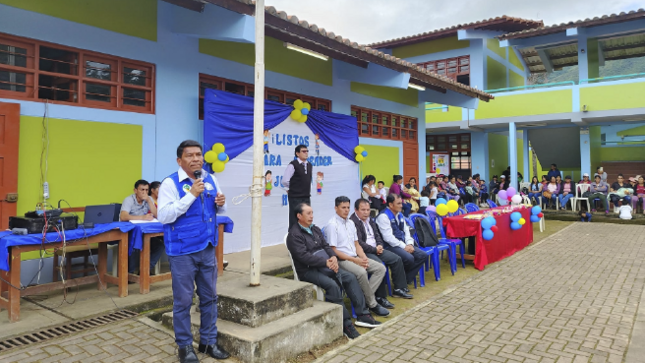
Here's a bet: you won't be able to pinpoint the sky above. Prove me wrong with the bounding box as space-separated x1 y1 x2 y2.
264 0 644 44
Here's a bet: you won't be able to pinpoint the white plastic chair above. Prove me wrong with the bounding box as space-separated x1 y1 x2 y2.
519 182 531 195
284 234 325 301
109 244 160 276
571 184 591 212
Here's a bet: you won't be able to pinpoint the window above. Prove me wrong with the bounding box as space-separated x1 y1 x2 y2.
351 106 417 141
199 74 331 119
418 56 470 86
0 32 154 113
427 133 471 171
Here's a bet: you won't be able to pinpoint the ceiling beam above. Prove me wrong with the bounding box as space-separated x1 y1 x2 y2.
602 41 645 53
162 0 205 12
408 78 447 93
536 49 554 73
605 51 645 61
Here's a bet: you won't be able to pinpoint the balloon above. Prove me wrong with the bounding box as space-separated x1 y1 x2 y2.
498 199 508 206
507 187 517 197
293 99 304 109
361 150 368 157
518 218 526 225
212 161 225 173
212 143 225 154
489 217 497 226
290 109 302 120
490 225 499 233
483 229 494 240
498 190 507 200
507 196 513 202
447 200 459 213
354 146 364 154
436 204 449 216
427 205 436 213
217 152 227 162
538 213 544 218
224 155 229 163
435 198 447 206
532 206 542 215
481 216 495 230
204 151 218 164
301 108 309 116
510 212 522 222
355 155 364 162
298 114 308 123
511 222 521 230
511 195 522 204
303 102 311 110
530 215 540 223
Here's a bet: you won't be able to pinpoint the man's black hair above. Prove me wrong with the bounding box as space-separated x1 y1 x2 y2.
551 163 557 168
294 202 310 220
177 140 202 158
335 196 351 207
386 193 400 206
354 198 370 210
295 144 308 156
134 179 149 189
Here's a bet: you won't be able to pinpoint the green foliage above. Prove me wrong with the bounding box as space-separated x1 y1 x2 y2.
546 57 645 83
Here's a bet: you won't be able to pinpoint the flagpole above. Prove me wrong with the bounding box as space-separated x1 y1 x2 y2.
250 0 265 286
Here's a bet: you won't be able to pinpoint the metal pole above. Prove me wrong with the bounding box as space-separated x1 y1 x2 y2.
250 0 265 286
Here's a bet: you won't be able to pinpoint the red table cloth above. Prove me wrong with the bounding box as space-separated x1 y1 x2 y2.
443 206 533 270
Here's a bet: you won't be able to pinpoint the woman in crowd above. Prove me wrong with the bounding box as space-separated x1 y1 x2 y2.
609 174 633 211
361 174 383 211
149 181 161 208
579 173 591 184
528 176 543 206
489 175 500 197
390 175 413 217
631 176 644 214
558 175 576 210
544 176 560 209
541 175 548 188
447 176 462 203
404 177 421 213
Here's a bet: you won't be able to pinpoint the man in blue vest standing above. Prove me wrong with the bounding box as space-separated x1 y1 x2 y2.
158 140 229 363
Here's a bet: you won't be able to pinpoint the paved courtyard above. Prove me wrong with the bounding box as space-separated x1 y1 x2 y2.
317 223 645 363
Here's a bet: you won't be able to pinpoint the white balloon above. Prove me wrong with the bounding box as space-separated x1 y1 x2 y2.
511 195 522 204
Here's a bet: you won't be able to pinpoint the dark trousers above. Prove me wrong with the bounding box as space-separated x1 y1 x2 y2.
481 193 489 202
168 244 217 347
299 268 368 326
288 196 311 230
383 244 427 284
128 237 165 273
610 195 631 207
366 251 407 297
401 202 412 217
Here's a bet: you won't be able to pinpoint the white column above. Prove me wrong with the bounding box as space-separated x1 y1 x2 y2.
509 122 517 188
523 130 529 181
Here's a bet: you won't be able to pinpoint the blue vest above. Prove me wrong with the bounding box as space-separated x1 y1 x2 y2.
380 208 406 242
163 172 218 256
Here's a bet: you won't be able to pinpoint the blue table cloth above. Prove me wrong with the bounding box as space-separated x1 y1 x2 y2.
127 216 234 255
0 222 136 271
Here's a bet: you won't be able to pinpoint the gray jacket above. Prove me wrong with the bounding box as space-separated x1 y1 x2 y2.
590 181 609 194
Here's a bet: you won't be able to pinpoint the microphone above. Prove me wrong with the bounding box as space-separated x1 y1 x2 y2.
193 170 204 205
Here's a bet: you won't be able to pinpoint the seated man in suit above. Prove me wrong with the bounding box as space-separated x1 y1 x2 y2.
325 196 389 318
350 198 412 307
375 194 427 287
286 203 381 340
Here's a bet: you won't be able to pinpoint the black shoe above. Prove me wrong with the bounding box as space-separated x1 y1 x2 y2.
198 344 230 360
393 288 413 299
343 324 361 339
178 346 199 363
369 304 390 317
403 287 410 293
355 314 381 328
376 297 395 309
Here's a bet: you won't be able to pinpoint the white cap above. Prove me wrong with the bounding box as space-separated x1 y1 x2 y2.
583 173 589 177
500 175 506 179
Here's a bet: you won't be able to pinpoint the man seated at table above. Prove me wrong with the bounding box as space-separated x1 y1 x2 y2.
375 194 427 287
120 179 164 275
287 203 381 339
325 196 390 318
350 198 413 305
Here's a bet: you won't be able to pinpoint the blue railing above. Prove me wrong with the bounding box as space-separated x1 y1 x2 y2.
484 81 576 94
580 72 645 84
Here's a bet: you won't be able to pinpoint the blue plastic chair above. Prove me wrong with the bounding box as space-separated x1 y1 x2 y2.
427 210 465 271
409 214 454 278
408 214 440 278
465 203 480 213
487 199 497 208
449 208 466 217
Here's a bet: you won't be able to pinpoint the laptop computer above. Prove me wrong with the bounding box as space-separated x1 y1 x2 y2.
84 204 121 224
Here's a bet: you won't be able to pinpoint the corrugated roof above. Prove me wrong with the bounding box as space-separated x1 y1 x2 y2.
498 9 645 40
368 16 543 49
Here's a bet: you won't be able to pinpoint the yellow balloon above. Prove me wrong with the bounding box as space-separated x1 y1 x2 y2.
303 102 311 110
204 151 218 164
224 155 229 163
518 218 526 225
212 161 225 173
447 200 459 213
293 99 304 109
290 109 302 120
355 155 364 162
212 143 225 154
354 146 364 154
298 114 308 123
436 204 449 216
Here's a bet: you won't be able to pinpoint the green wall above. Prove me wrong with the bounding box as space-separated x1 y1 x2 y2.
350 83 418 107
509 49 525 72
509 70 525 88
425 104 462 123
587 39 600 79
391 36 469 59
476 89 573 119
488 133 508 177
487 57 507 90
0 0 157 41
487 38 506 59
361 145 400 183
601 146 645 161
590 126 602 170
199 36 333 86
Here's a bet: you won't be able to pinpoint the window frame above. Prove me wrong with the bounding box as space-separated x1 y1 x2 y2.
0 32 155 113
417 55 470 84
351 106 417 142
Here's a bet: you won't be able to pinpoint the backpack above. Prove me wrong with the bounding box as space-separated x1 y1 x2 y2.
413 217 439 248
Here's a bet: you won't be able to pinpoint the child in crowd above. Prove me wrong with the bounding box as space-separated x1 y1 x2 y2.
479 180 489 206
465 181 478 205
489 175 500 196
429 181 438 205
619 201 633 220
418 190 430 215
377 181 387 203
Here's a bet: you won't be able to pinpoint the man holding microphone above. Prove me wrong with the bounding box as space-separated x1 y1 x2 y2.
158 140 229 363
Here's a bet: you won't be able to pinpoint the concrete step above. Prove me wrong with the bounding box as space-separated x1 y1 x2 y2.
162 301 343 363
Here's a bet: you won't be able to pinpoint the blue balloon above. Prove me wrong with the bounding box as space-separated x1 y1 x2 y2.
530 215 540 223
482 229 494 240
218 152 228 162
361 150 368 157
481 216 495 230
510 212 522 222
531 206 542 215
435 198 447 206
489 216 497 226
511 222 521 230
301 108 309 115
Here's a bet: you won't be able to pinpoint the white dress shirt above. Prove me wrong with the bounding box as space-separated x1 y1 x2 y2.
157 167 226 224
354 212 377 248
281 159 309 190
375 210 414 249
324 213 358 257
